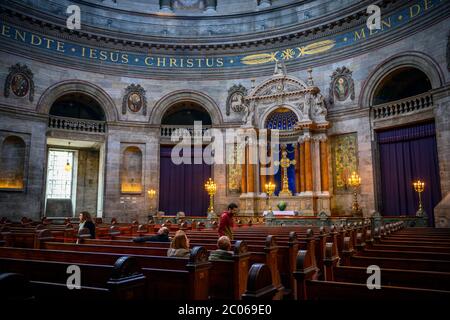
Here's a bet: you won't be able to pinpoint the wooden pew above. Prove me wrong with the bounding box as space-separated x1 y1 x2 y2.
305 280 450 300
0 245 211 300
0 256 146 300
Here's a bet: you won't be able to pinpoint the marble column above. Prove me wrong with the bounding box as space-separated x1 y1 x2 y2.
300 142 306 192
247 142 255 193
304 139 313 192
294 143 301 193
241 144 247 193
320 139 329 192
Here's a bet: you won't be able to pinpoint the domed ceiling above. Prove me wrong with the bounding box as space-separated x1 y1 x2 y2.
0 0 448 79
3 0 364 40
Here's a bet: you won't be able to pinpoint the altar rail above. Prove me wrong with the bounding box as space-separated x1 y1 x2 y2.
149 214 428 229
48 115 107 133
372 92 433 120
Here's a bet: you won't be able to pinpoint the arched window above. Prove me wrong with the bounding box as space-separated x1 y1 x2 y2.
162 102 212 125
49 93 105 121
0 136 26 190
265 107 298 130
121 146 143 194
372 67 431 105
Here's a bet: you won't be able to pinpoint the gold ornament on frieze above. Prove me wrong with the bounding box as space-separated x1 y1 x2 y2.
122 84 147 115
4 63 34 102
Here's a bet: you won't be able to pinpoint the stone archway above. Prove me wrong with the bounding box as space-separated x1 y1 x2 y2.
150 90 223 126
259 104 302 129
360 51 444 108
37 80 118 122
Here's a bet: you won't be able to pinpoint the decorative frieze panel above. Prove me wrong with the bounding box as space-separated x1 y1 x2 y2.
4 63 34 102
122 84 147 115
328 66 355 106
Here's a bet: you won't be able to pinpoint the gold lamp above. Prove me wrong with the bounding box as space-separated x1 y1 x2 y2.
348 171 362 216
264 181 276 211
204 178 217 215
64 143 72 172
147 189 156 214
413 180 426 217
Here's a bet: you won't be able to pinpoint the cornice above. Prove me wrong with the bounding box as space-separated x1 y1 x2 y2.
0 0 447 80
0 105 48 122
0 0 393 52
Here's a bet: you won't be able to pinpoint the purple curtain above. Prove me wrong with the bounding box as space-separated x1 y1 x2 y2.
378 122 441 226
159 146 211 216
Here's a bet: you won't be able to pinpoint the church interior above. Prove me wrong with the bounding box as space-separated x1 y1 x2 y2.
0 0 449 303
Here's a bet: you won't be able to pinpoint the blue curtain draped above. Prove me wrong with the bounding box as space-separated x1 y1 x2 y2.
159 146 211 216
274 143 297 195
378 122 441 226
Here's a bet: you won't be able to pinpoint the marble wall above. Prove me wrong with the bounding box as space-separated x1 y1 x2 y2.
0 16 448 223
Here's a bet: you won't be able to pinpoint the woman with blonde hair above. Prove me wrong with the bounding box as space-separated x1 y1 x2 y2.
167 230 190 257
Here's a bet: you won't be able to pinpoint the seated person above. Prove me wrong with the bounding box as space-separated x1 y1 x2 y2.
208 236 234 261
79 211 96 239
133 227 170 243
167 230 190 257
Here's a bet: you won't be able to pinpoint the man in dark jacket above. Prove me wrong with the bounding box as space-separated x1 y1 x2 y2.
133 227 170 243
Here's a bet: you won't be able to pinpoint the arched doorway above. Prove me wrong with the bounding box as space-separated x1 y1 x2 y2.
374 68 440 226
45 93 106 218
159 102 212 216
372 67 431 105
49 93 106 121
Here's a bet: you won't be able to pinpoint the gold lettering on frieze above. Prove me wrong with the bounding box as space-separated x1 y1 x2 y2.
216 58 224 67
169 58 177 67
144 56 154 66
381 17 391 30
99 50 108 61
206 58 214 67
424 0 433 10
89 48 98 59
353 28 366 41
1 24 10 37
110 52 119 62
56 41 65 52
31 34 42 46
121 53 129 64
44 37 54 49
409 4 421 18
157 57 166 67
14 29 26 42
186 58 194 68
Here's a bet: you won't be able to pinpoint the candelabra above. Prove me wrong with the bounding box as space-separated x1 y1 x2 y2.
348 171 362 216
147 189 156 215
413 180 426 217
204 178 217 216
